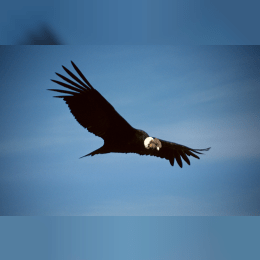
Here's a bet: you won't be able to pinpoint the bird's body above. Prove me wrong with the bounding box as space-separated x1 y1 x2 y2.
86 129 148 157
49 61 210 168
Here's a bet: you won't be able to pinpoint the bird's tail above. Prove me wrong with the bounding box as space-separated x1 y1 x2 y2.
79 146 107 159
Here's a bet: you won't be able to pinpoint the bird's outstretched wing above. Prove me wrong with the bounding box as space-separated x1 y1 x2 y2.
48 61 135 141
138 139 210 168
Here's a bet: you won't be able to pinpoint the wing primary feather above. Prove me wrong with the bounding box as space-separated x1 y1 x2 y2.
190 149 203 154
71 61 94 89
190 147 211 154
186 150 200 159
175 152 183 168
169 157 174 166
62 65 90 90
179 150 190 165
55 73 86 92
51 80 82 93
195 147 211 152
48 89 77 95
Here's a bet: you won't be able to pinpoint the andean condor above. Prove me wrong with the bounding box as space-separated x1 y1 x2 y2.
48 61 210 168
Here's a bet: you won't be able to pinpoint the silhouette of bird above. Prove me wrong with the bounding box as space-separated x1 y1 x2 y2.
48 61 210 168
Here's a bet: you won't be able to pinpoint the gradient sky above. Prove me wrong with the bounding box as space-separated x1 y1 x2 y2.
1 2 259 259
1 216 258 260
1 0 260 45
1 45 260 216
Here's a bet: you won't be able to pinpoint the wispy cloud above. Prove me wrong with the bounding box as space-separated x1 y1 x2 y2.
61 183 260 216
71 194 236 216
150 111 260 160
0 113 97 155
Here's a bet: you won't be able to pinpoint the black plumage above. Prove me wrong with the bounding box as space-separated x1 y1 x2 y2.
48 61 210 168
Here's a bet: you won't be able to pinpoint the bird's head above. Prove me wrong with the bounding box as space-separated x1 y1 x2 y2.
144 137 162 151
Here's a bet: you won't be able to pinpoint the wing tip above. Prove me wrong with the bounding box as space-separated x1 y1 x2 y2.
196 147 211 152
79 153 91 159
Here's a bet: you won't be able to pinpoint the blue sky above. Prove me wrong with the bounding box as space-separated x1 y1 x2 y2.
1 0 260 45
2 217 259 260
1 45 260 216
1 2 259 259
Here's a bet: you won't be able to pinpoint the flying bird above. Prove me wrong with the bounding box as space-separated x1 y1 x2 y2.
48 61 210 168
